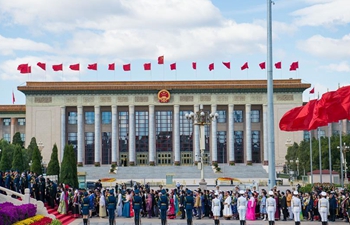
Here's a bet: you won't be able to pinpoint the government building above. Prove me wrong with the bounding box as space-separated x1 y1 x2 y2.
0 79 314 169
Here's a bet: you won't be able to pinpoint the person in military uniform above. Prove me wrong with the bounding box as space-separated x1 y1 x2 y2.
107 189 117 225
266 191 276 225
318 192 329 225
133 189 143 225
212 193 221 225
237 190 247 225
291 191 301 225
185 190 194 225
158 189 169 225
81 192 90 225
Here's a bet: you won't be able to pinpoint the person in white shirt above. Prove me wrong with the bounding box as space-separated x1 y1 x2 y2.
223 191 233 219
266 191 276 225
212 193 221 225
237 190 247 225
318 191 329 225
291 191 301 225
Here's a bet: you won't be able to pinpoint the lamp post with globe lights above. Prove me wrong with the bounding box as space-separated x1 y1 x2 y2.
185 105 218 190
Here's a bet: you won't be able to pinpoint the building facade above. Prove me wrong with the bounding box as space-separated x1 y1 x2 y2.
0 79 313 168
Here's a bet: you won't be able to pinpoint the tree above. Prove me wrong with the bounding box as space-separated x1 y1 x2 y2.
60 144 78 188
47 144 60 178
12 132 24 148
31 145 42 175
12 144 24 172
0 140 13 171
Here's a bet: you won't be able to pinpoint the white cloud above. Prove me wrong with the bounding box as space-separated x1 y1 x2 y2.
297 34 350 59
292 0 350 27
0 35 53 55
322 61 350 72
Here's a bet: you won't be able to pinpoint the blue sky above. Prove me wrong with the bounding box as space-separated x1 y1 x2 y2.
1 0 349 104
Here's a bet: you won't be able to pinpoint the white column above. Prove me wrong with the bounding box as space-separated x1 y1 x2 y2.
263 104 268 165
342 119 347 134
174 105 180 165
129 105 135 165
10 118 15 143
60 106 66 162
149 105 156 165
228 104 235 164
77 106 84 166
94 105 101 166
111 105 118 165
211 104 218 163
245 104 252 164
194 104 200 163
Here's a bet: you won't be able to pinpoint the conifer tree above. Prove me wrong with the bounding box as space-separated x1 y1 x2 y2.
0 140 12 171
47 144 60 178
60 144 78 188
12 132 24 148
31 145 42 175
12 144 24 172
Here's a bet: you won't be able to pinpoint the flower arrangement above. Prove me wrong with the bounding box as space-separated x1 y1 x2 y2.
12 215 44 225
0 202 37 225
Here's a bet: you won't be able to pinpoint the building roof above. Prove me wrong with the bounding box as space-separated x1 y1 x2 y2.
307 169 339 175
18 79 310 95
0 105 26 113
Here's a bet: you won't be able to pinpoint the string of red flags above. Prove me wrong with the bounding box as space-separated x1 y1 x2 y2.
16 56 300 73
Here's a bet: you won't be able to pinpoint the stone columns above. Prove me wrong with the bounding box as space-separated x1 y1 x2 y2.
263 104 268 165
149 105 156 165
60 106 66 162
111 105 118 165
211 104 218 164
77 106 84 166
94 105 101 166
194 104 200 163
228 104 235 164
174 105 180 165
10 118 15 143
245 104 252 165
129 105 135 166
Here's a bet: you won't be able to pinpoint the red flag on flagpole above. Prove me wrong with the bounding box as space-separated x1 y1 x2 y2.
275 62 282 69
309 87 315 94
17 64 31 73
222 62 230 69
209 63 214 71
259 62 266 70
158 56 164 65
12 91 15 104
69 63 80 71
144 63 151 70
170 63 176 70
108 63 115 71
192 62 197 70
17 64 28 71
37 62 46 71
123 64 131 71
289 61 299 71
241 62 249 70
87 63 97 70
52 64 63 71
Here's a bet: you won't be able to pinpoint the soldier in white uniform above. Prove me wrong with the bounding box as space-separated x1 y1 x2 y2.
318 191 329 225
212 193 221 225
237 190 247 225
266 191 276 225
291 191 302 225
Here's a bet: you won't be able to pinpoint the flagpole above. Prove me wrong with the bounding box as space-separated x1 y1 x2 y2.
230 61 232 80
328 123 332 183
340 120 344 187
309 131 313 185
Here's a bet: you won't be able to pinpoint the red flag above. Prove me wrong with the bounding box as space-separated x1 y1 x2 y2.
192 62 197 70
87 63 97 70
241 62 249 70
309 87 315 94
222 62 230 69
17 64 31 73
292 99 317 131
108 63 115 71
37 62 46 71
170 63 176 70
12 91 15 104
279 106 304 131
259 62 266 70
17 64 28 71
337 86 350 118
158 56 164 65
52 64 63 71
275 62 282 69
144 63 151 70
209 63 214 71
69 63 80 71
289 61 299 71
123 64 131 71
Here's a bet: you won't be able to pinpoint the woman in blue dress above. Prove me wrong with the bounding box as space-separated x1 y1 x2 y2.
122 190 130 217
81 192 90 225
260 191 267 220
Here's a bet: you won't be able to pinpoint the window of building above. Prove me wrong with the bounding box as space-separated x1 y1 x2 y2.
68 112 77 124
68 132 77 160
217 110 226 123
332 130 340 136
180 111 193 152
252 130 261 163
217 131 227 163
18 118 26 126
3 133 11 142
303 131 310 141
102 111 111 124
234 110 243 123
251 110 260 123
318 129 326 138
119 111 129 152
234 131 244 163
136 111 149 152
85 132 94 164
3 118 10 126
156 111 173 155
85 112 94 124
20 133 25 142
102 132 111 164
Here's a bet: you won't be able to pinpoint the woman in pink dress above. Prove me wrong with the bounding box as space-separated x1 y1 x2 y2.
167 195 176 219
129 191 134 218
246 193 256 220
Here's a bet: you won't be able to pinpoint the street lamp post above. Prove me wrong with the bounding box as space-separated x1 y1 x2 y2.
296 158 299 179
337 142 350 187
185 105 218 190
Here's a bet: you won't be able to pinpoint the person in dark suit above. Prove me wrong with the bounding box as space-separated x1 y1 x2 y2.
280 191 288 221
180 190 186 219
107 189 117 225
185 190 194 225
158 189 169 225
133 189 143 225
